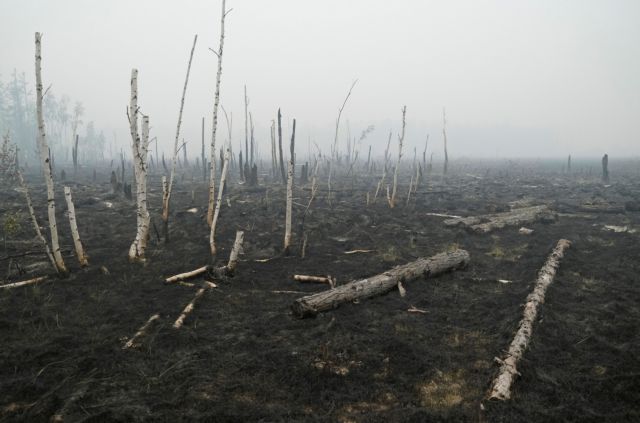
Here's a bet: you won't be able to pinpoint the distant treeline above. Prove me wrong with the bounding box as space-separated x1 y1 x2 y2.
0 70 107 165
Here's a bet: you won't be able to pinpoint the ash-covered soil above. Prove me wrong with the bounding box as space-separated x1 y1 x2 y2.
1 161 639 422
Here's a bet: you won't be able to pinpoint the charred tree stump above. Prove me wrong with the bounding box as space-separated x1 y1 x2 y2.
292 249 470 318
601 153 609 183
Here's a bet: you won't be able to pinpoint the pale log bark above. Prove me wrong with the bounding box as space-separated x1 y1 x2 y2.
444 205 555 234
64 186 88 267
122 313 160 349
292 249 470 318
1 276 47 290
35 32 67 275
166 266 208 284
173 281 216 329
488 239 571 400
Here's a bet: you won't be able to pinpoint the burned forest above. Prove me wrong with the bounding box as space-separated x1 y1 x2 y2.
1 1 639 422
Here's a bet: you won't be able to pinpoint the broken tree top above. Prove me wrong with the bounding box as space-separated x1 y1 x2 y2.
292 249 470 318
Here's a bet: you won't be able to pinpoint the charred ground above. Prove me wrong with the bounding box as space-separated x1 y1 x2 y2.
1 160 639 422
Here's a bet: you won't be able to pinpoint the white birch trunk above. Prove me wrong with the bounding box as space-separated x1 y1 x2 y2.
127 71 150 261
207 0 228 226
163 34 198 233
35 32 67 275
209 147 230 256
226 230 244 274
488 239 571 400
17 169 57 273
284 160 294 254
64 186 88 267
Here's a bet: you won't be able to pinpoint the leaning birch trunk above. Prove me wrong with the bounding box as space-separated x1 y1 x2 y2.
35 32 67 275
163 34 198 241
283 119 295 254
389 106 406 208
207 0 228 226
292 249 470 318
17 168 57 273
64 186 88 267
488 239 571 400
226 230 244 275
209 147 230 256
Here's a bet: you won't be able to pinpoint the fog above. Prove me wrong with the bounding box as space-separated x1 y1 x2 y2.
2 0 639 159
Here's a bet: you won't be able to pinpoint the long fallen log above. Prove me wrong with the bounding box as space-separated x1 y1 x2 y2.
488 239 571 401
444 205 555 233
291 249 470 318
0 276 48 290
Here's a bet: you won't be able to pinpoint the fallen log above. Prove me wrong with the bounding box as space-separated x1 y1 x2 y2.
165 230 245 283
123 313 160 349
291 249 470 318
0 276 48 290
443 205 555 234
293 274 336 288
488 239 571 401
173 281 216 329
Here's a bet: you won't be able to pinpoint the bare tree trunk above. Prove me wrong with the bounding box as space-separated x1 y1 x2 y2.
207 0 229 226
35 32 67 275
390 106 406 208
249 111 255 167
284 119 296 255
332 80 358 161
277 108 285 184
292 249 470 318
488 239 571 400
17 168 57 273
201 117 206 181
244 84 249 166
270 120 277 178
209 147 230 256
64 186 88 267
162 34 198 242
127 71 151 262
443 107 449 176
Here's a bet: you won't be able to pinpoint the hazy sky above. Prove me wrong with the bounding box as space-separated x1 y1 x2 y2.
2 0 639 158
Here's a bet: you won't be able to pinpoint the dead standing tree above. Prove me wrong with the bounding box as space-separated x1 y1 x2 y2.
389 106 406 208
277 108 285 183
162 34 198 242
442 107 449 176
284 119 296 255
35 32 67 275
64 186 89 267
127 70 151 262
207 0 231 226
332 80 358 162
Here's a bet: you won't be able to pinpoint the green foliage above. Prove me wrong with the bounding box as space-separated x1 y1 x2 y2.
0 132 17 185
2 211 22 239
